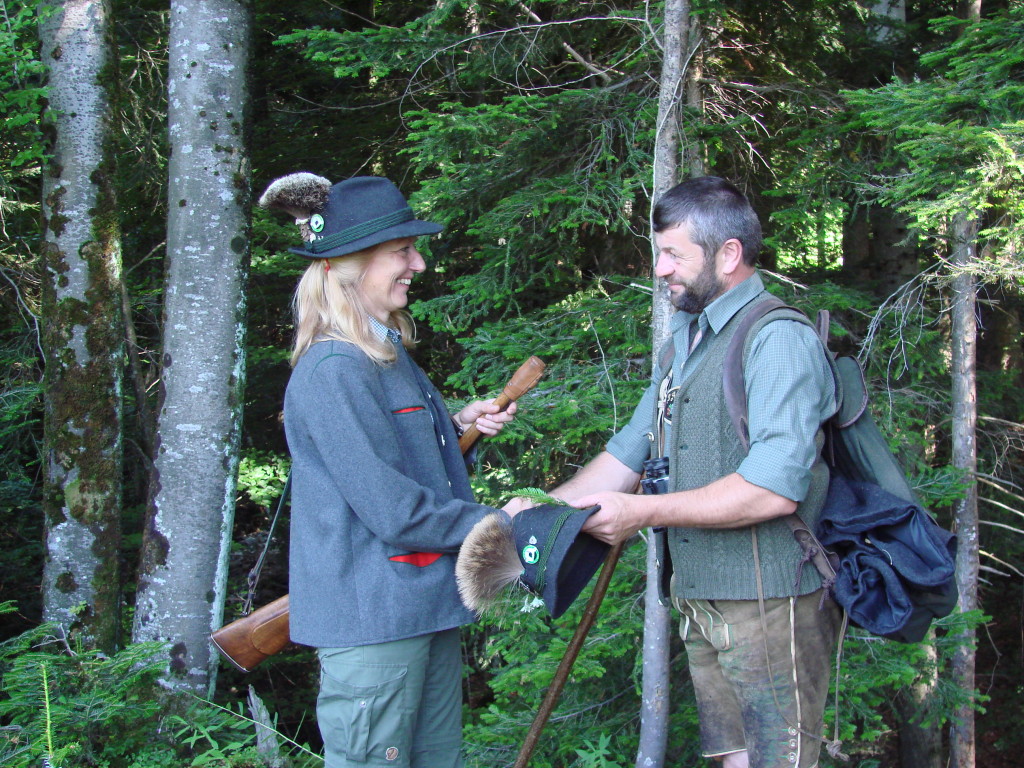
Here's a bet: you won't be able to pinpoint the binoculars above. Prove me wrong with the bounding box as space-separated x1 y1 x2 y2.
641 456 670 495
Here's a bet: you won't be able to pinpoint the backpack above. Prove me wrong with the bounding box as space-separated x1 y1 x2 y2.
724 296 958 643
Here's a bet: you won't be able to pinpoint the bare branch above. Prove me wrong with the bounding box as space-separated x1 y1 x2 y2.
0 265 42 359
518 3 614 84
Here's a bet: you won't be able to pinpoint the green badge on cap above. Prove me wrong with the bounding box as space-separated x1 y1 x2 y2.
522 544 540 565
309 213 325 233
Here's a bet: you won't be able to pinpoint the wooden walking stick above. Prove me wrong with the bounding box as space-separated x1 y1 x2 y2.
513 541 625 768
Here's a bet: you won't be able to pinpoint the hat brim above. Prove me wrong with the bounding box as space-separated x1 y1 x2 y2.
289 219 443 260
514 504 609 619
544 508 609 618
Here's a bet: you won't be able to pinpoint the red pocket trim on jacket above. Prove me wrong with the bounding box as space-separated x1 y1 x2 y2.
392 405 425 414
389 552 443 567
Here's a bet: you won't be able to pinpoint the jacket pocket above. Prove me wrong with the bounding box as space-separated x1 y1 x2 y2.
317 664 409 763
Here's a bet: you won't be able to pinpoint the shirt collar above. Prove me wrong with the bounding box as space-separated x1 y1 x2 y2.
670 271 765 335
368 315 402 344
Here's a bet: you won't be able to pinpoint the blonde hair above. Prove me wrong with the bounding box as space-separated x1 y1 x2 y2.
290 247 416 367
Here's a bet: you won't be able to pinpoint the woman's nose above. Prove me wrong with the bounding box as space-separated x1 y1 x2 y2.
409 248 426 272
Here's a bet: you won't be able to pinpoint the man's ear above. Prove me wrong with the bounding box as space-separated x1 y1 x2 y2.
718 238 744 275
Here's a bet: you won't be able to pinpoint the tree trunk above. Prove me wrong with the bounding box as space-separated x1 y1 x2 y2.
132 0 252 696
650 0 688 348
39 0 124 654
948 212 979 768
869 0 905 42
682 14 704 180
636 3 689 766
897 640 942 768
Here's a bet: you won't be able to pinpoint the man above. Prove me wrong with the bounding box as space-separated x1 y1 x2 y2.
535 177 841 767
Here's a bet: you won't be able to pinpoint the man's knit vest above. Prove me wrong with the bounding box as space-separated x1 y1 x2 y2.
656 292 830 601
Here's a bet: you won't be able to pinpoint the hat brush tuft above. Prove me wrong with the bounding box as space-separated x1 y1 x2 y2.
258 173 332 241
456 513 523 614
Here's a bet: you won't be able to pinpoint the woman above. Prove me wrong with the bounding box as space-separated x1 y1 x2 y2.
259 173 516 768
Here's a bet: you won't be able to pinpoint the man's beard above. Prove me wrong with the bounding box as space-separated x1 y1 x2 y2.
669 256 724 314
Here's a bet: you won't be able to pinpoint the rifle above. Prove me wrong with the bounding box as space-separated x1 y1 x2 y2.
211 356 547 672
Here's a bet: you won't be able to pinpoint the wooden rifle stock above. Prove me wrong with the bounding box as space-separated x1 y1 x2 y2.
211 356 547 671
211 594 290 672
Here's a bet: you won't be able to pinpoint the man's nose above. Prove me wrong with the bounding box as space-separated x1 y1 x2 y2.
654 252 675 278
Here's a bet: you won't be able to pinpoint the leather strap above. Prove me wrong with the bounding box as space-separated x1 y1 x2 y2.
724 296 839 586
243 474 291 615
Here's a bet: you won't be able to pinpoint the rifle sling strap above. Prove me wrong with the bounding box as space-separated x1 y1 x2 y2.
243 474 291 616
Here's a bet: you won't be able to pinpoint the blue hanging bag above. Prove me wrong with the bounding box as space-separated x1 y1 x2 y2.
726 297 958 643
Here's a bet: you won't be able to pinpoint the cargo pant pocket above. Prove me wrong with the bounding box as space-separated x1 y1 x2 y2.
317 664 409 764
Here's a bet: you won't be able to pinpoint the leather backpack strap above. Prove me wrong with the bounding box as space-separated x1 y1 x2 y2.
724 296 788 451
782 514 838 583
722 296 838 585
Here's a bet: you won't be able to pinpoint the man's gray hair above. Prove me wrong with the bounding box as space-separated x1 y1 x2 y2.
653 177 762 266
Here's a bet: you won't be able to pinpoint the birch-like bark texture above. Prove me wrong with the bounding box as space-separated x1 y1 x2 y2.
637 3 689 766
649 0 687 354
39 0 124 654
132 0 252 695
949 212 979 768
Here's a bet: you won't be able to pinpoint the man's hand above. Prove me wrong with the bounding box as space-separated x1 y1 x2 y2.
573 472 798 546
455 400 518 437
571 490 646 546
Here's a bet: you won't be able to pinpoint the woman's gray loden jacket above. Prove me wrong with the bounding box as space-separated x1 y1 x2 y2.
284 339 493 649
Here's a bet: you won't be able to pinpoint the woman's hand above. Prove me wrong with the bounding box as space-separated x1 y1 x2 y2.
455 400 518 437
501 496 535 517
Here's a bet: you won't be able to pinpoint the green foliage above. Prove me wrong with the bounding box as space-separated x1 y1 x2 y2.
0 612 320 767
823 610 989 764
0 334 41 499
574 732 624 768
0 622 165 765
0 0 48 196
462 543 650 768
0 0 46 488
451 278 652 500
844 8 1024 272
406 89 653 333
165 709 258 768
509 487 566 507
236 450 290 509
0 0 48 640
